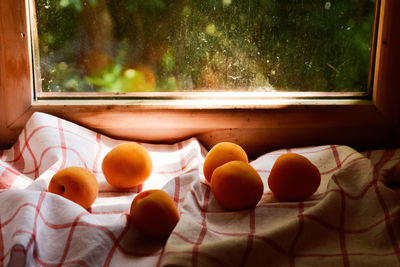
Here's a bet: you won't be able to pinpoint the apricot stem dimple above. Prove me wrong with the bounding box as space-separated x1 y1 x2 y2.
61 185 65 192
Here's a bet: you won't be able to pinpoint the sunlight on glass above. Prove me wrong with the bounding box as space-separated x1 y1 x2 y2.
34 0 376 93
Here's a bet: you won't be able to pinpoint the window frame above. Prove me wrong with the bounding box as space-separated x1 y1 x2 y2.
0 0 399 158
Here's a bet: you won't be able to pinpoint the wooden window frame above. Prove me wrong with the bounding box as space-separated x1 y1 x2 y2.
0 0 399 158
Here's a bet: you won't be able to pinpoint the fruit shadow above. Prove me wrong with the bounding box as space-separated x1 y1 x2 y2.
97 180 142 196
120 223 167 255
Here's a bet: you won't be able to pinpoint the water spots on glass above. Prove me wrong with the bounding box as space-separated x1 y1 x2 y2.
34 0 375 93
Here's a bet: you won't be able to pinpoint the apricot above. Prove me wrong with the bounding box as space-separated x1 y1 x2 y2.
203 142 248 183
48 166 98 209
102 142 152 188
211 161 264 210
130 189 180 239
268 153 321 202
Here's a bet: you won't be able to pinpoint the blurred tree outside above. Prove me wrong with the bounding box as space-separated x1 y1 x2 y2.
35 0 376 93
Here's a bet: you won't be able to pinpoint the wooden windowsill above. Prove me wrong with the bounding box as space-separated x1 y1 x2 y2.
3 98 393 159
32 97 371 110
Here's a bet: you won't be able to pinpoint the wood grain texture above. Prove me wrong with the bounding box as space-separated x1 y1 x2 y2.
7 100 397 158
373 0 400 121
0 0 33 148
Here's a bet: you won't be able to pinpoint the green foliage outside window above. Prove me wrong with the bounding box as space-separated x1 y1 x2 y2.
35 0 376 93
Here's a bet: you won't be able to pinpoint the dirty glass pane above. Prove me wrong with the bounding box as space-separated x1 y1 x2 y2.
35 0 376 93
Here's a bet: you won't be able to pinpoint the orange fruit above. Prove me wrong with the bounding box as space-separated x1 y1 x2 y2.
210 161 264 210
268 153 321 202
48 166 98 209
130 189 180 239
102 142 153 188
203 142 248 183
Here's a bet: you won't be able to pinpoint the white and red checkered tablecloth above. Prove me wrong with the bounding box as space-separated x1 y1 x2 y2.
1 112 400 266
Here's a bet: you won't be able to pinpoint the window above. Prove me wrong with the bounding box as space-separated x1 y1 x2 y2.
34 0 375 94
0 0 399 157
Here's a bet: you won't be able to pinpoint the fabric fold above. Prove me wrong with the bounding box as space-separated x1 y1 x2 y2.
1 112 399 266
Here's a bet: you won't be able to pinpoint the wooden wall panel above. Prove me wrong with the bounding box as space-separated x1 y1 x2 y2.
0 0 33 148
373 0 400 121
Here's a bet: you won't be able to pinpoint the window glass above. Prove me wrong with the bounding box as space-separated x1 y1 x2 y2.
35 0 376 93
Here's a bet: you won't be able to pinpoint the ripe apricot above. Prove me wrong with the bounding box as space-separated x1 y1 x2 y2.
211 161 264 210
48 166 98 209
102 142 153 188
268 153 321 202
203 142 248 183
130 189 180 239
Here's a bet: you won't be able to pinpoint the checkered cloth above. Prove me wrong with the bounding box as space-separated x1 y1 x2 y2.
1 112 400 267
